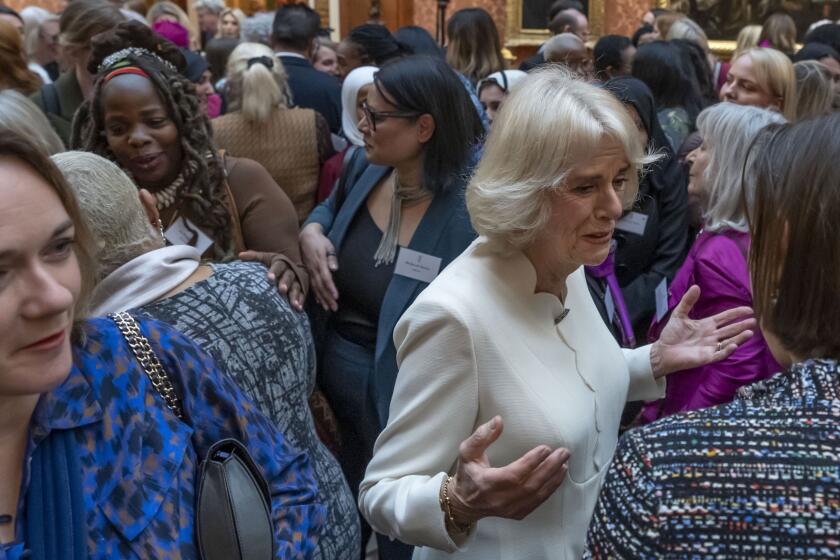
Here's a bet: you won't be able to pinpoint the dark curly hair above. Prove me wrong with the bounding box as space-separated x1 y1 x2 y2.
70 21 233 259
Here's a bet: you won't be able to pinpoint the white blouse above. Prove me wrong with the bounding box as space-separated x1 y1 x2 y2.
359 238 665 560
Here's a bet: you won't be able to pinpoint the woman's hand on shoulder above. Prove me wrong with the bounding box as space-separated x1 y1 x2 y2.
300 222 339 312
239 250 307 311
447 416 570 524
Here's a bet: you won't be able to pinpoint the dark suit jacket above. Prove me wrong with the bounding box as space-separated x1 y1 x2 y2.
520 51 546 72
30 70 83 147
279 55 342 134
306 160 477 427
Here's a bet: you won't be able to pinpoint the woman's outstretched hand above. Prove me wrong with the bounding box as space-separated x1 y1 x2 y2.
653 285 756 378
447 416 569 525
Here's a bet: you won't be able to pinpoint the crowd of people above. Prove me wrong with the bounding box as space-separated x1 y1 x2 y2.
0 0 839 558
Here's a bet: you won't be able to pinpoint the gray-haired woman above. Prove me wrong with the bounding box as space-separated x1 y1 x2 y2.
53 150 361 560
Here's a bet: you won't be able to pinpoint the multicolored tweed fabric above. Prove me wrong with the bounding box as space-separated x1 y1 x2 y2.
585 359 840 559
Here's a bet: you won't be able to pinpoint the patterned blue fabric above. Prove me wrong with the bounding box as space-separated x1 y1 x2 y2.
1 317 325 560
456 71 490 132
455 71 488 165
585 359 840 559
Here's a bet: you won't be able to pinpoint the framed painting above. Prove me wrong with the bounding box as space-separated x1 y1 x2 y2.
674 0 838 41
507 0 838 56
505 0 606 47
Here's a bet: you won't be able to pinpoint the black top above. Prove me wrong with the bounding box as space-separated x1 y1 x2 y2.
279 55 342 134
332 206 396 348
603 77 689 340
519 50 546 72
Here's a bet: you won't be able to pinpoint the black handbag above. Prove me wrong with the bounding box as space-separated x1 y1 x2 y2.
110 312 274 560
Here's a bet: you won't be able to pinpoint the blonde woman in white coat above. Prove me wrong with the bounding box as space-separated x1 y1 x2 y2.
359 70 756 560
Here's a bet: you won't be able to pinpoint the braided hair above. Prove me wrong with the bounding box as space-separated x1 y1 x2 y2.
71 21 233 259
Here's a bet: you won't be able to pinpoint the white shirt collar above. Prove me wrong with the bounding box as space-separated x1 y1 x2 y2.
275 51 307 60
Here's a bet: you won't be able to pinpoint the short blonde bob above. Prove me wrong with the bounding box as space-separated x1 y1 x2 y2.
733 47 798 121
467 68 653 249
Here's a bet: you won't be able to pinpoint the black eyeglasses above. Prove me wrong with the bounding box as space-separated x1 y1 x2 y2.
361 100 421 132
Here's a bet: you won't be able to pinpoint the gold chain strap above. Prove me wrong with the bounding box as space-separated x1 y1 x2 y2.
110 311 184 419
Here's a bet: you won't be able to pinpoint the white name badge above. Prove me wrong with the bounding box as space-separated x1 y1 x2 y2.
605 286 616 324
164 217 214 255
616 211 649 236
394 247 442 284
655 277 669 322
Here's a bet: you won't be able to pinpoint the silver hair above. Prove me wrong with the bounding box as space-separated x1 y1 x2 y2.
467 68 657 249
50 151 163 279
20 6 57 59
241 12 274 46
0 90 64 155
696 103 786 233
195 0 226 14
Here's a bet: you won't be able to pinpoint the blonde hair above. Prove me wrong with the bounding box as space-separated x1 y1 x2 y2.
52 151 161 280
793 60 833 121
735 48 798 121
734 24 761 58
0 90 64 155
467 69 654 249
667 17 709 51
146 2 196 46
655 12 684 39
225 42 292 123
216 7 245 39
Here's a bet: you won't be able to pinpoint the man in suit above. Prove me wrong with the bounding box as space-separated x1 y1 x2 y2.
271 4 342 133
520 0 589 71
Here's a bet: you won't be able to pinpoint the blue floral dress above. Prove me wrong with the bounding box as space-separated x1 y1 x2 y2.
1 317 325 559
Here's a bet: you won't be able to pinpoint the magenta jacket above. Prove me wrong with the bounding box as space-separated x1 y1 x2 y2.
642 230 781 423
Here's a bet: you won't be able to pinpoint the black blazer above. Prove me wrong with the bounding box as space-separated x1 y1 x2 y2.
280 55 342 134
306 160 477 427
519 51 546 72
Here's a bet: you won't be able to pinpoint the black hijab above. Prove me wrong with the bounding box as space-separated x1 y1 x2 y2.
603 76 683 194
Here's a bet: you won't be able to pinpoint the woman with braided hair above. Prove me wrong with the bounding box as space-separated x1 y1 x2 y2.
71 21 308 309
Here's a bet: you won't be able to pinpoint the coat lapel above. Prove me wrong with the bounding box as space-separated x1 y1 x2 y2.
376 187 462 357
327 165 390 249
371 187 464 422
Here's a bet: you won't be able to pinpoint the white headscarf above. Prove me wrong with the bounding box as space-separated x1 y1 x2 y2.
341 66 378 147
477 69 528 96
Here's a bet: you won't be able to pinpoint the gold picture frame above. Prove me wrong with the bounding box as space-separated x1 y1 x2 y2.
505 0 605 47
504 0 737 57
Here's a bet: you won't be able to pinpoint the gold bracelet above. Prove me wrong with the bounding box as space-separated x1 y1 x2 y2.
439 476 472 534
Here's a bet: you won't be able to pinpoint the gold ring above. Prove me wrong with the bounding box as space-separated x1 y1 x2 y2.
716 342 723 352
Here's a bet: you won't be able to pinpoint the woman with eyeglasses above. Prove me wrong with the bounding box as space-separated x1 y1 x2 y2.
477 69 527 125
300 54 484 560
